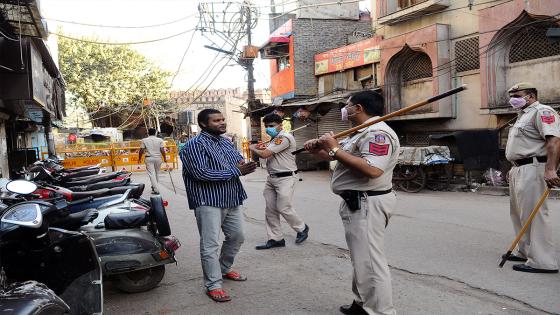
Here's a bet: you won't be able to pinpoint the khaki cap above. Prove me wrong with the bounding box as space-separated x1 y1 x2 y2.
508 82 537 93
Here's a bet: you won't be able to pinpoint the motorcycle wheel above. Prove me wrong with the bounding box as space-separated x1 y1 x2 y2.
113 265 165 293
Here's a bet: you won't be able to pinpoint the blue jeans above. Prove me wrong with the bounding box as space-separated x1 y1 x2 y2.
194 206 245 291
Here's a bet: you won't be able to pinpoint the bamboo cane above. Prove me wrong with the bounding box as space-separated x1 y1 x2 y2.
291 85 468 155
262 123 311 145
499 188 550 268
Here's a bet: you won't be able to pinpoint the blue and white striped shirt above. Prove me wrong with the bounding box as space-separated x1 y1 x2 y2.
180 131 247 210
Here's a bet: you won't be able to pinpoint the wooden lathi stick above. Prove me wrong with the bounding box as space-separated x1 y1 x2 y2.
292 85 468 155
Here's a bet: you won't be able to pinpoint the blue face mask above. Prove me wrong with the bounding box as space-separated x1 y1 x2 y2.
265 127 279 138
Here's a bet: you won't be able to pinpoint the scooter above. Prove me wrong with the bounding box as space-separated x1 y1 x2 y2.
2 180 180 293
0 180 103 314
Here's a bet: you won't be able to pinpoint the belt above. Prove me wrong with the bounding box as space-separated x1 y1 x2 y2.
269 171 298 178
340 189 392 198
512 156 547 167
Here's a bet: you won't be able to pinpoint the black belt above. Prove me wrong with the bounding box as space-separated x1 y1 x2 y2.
340 189 392 198
512 156 547 167
270 171 298 178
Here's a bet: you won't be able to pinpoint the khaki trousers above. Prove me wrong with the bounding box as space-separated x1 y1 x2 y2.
340 192 396 315
263 175 305 240
145 157 162 194
509 163 558 270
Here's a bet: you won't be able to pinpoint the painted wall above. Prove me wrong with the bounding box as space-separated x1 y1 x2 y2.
297 0 359 20
270 36 296 99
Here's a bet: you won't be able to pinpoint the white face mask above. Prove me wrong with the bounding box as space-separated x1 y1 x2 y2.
341 105 357 121
509 95 529 109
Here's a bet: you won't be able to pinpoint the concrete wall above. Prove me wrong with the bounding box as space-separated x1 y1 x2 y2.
505 57 560 105
293 19 371 97
296 0 359 20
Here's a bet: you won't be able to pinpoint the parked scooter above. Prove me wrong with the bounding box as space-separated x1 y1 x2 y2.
2 179 181 293
0 180 103 314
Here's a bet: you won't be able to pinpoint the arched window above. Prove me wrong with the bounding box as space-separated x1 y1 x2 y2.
401 52 432 82
509 25 560 63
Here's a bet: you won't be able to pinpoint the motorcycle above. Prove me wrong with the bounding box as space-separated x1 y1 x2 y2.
0 180 103 314
2 179 180 293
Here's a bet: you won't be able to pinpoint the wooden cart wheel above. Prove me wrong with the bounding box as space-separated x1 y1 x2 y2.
425 164 452 191
394 165 426 193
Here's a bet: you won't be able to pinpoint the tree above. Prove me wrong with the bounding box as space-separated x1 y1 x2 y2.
57 34 172 128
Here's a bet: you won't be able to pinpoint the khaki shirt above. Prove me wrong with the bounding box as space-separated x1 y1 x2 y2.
505 102 560 162
141 136 165 159
265 130 297 174
331 117 400 194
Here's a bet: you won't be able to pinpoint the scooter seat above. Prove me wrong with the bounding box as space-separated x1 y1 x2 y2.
104 211 148 229
71 188 110 199
54 209 99 230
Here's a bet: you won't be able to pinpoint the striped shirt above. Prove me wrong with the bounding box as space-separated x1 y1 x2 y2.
180 131 247 210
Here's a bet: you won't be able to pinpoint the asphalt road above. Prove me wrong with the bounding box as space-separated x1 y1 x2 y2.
103 168 559 315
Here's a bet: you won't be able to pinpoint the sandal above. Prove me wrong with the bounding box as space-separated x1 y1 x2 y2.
223 271 247 281
206 289 231 302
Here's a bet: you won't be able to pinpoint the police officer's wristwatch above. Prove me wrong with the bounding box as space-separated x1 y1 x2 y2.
328 147 339 158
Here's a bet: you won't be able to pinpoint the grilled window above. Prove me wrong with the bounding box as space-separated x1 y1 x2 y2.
509 26 560 63
455 36 480 72
401 53 432 82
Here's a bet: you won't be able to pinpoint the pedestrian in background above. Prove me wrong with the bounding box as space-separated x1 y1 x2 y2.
180 108 257 302
250 113 309 250
138 128 167 194
305 90 399 315
504 82 560 274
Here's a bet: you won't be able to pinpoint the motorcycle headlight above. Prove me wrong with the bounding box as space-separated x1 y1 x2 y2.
1 204 43 228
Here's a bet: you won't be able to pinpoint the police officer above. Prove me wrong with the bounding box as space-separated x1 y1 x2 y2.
305 90 399 315
250 113 309 250
504 82 560 273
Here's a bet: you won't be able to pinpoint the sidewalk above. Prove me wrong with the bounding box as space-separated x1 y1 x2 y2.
102 169 556 315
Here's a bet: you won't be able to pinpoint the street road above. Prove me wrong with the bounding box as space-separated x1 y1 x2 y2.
104 168 559 315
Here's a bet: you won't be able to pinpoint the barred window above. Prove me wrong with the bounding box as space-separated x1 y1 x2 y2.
401 53 432 82
509 26 560 63
455 36 480 72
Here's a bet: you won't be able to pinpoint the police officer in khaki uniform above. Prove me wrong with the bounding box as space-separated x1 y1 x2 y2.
305 90 398 315
250 113 309 250
138 128 168 194
504 82 560 273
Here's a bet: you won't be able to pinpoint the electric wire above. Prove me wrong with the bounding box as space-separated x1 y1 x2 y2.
44 12 198 29
51 27 197 45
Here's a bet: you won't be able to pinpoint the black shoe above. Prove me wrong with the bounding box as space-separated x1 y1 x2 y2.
255 239 286 250
502 253 527 262
339 301 367 315
512 264 559 274
295 224 309 244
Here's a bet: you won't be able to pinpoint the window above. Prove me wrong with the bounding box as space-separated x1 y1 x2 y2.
277 56 290 71
509 26 560 63
455 36 480 72
401 52 432 82
397 0 427 10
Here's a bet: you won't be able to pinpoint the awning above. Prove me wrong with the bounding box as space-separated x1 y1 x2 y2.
279 88 381 108
260 34 291 59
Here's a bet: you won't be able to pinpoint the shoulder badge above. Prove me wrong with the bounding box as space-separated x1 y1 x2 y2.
374 134 386 144
369 142 389 156
540 110 555 124
274 138 283 145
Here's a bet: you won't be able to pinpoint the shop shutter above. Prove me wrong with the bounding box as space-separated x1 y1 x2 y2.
317 106 352 137
292 118 318 147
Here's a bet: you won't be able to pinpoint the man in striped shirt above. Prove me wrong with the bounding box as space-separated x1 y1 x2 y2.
180 108 257 302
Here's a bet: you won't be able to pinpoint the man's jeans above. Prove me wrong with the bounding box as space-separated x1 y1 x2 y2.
194 206 245 291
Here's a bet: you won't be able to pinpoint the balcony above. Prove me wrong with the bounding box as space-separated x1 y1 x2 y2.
378 0 450 25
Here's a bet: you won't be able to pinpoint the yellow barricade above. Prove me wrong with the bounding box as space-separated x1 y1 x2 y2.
55 140 179 172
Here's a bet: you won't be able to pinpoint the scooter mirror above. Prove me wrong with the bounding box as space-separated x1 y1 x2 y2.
5 180 38 195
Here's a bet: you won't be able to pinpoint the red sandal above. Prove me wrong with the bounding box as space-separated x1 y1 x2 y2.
223 271 247 281
206 288 231 302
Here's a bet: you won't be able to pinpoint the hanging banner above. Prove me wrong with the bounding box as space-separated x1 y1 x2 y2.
314 37 382 75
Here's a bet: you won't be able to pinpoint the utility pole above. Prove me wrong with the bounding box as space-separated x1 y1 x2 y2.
244 0 258 144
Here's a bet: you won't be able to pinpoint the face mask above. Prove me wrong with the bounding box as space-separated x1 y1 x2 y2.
265 127 279 138
509 96 528 109
341 105 357 121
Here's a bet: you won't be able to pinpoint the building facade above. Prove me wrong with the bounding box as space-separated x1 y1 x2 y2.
0 1 65 178
371 0 560 147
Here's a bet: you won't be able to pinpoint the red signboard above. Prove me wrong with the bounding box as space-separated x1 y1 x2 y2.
314 37 382 75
